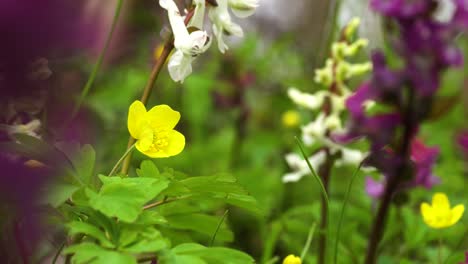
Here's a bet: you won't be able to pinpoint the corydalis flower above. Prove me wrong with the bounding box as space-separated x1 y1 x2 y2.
421 192 464 229
365 139 440 198
128 100 185 158
209 0 258 53
209 0 244 53
160 0 211 83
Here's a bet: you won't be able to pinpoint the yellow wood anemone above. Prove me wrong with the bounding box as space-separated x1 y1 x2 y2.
421 192 464 229
128 100 185 158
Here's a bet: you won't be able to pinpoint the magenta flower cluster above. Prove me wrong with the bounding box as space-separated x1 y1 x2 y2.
336 0 468 196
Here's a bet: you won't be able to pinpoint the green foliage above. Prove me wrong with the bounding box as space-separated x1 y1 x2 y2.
47 156 257 263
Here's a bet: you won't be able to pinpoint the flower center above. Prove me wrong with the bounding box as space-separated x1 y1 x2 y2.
150 129 169 152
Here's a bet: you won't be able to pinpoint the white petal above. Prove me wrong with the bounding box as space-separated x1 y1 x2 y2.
167 50 194 83
287 87 326 110
228 0 258 18
189 0 206 29
282 171 307 183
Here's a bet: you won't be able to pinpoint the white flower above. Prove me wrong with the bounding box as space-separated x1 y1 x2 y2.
288 87 326 110
160 0 211 82
189 0 206 29
228 0 259 18
283 151 327 183
209 0 244 53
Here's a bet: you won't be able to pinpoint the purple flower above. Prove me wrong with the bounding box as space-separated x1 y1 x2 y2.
409 139 440 188
0 155 50 262
366 176 385 198
370 0 432 18
364 139 440 199
458 131 468 156
453 0 468 29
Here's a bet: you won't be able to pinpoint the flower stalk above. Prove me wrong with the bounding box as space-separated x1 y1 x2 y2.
120 9 195 175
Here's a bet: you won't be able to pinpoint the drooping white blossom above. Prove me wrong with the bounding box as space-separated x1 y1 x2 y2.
228 0 259 18
208 0 244 53
160 0 211 82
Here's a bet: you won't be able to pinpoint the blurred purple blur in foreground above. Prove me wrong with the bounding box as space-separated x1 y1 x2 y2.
458 131 468 156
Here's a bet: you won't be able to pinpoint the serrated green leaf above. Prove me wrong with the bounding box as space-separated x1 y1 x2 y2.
86 176 169 222
64 242 136 264
66 221 114 248
165 213 233 242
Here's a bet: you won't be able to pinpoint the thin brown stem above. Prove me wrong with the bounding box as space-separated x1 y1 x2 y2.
120 9 195 175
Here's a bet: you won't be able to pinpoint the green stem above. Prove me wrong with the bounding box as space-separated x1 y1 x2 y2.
120 8 195 175
439 235 443 264
300 222 317 260
210 210 229 246
108 143 136 176
334 164 362 264
52 241 66 264
70 0 124 120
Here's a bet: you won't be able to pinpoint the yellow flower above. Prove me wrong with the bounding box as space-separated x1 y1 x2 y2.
420 192 464 229
128 100 185 158
282 110 301 128
283 254 301 264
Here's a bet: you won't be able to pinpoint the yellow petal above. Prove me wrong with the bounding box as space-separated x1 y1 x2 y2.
128 101 148 139
135 128 153 153
141 130 185 158
421 202 437 228
164 130 185 156
449 204 465 226
147 105 181 130
283 254 302 264
432 193 450 211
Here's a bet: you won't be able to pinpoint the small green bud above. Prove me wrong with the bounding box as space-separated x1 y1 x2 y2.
344 17 361 40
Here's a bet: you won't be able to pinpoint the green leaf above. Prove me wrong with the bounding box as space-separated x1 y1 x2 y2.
136 160 161 178
165 213 233 242
158 249 207 264
163 174 260 214
86 176 169 222
66 221 114 248
171 243 255 264
119 227 170 253
64 242 136 264
42 181 80 208
135 210 168 225
73 144 96 186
